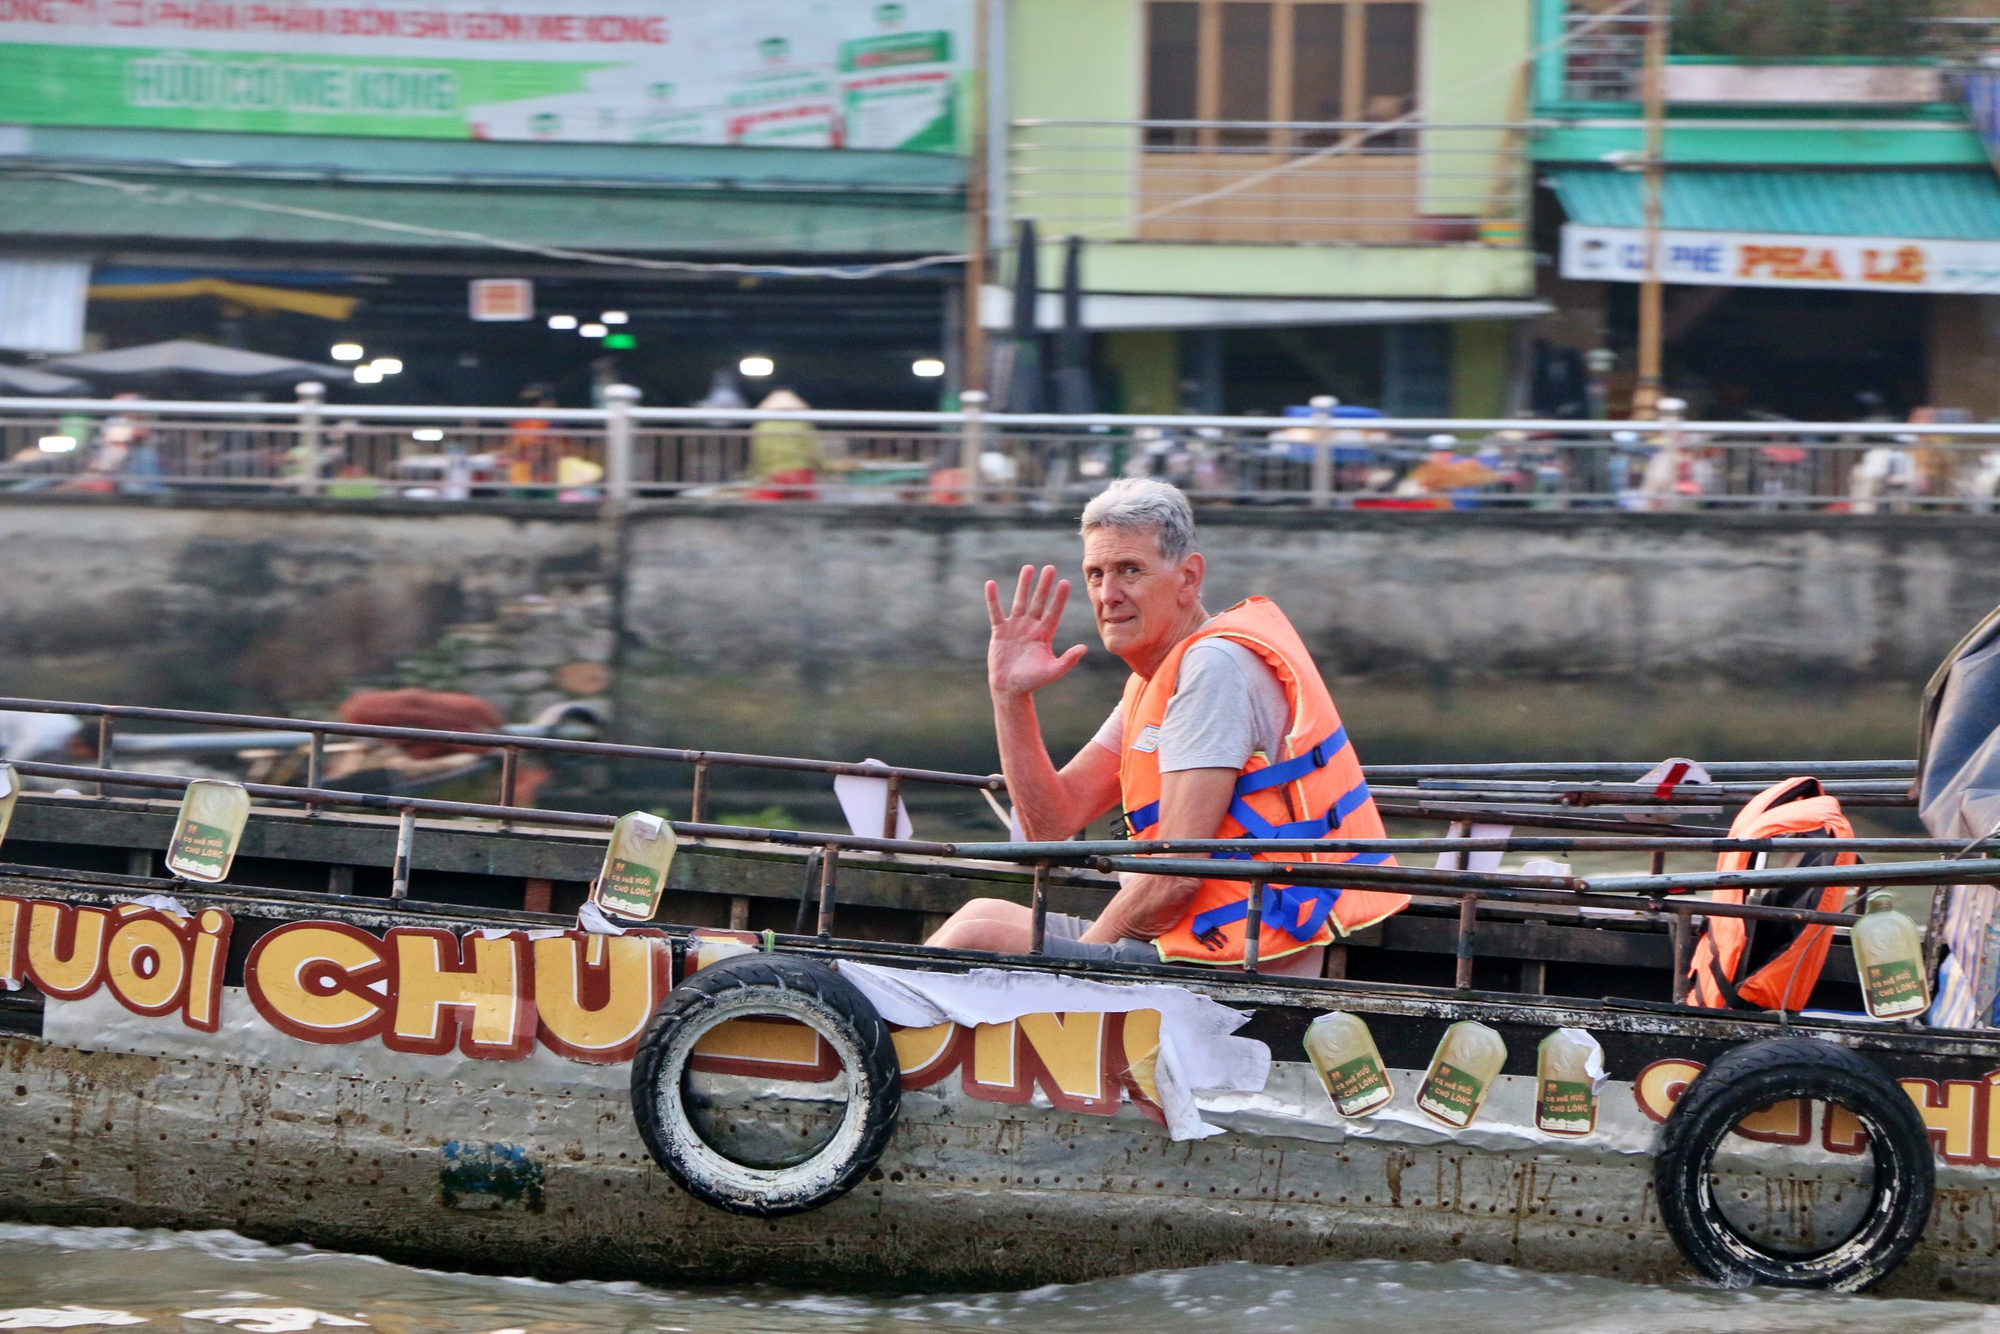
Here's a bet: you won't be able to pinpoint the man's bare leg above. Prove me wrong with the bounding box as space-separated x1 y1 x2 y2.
1262 944 1325 978
926 898 1034 953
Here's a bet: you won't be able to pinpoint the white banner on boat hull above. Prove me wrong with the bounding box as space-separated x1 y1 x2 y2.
1560 223 2000 295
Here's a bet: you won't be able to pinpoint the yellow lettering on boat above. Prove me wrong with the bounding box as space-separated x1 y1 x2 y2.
1824 1102 1868 1154
1018 1011 1107 1102
245 921 391 1042
25 901 110 999
0 896 24 989
1631 1059 1704 1123
1901 1078 1980 1162
1122 1009 1163 1105
971 1020 1017 1091
183 910 231 1033
1732 1098 1810 1145
689 1015 840 1080
891 1021 960 1079
387 929 533 1060
533 932 668 1064
104 913 188 1015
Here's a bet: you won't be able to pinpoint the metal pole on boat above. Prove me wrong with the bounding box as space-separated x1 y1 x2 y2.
498 746 519 830
391 807 415 900
1029 859 1049 954
689 760 711 825
1455 894 1478 990
1243 883 1263 974
794 848 822 934
1924 884 1951 997
882 775 902 840
1670 908 1692 1003
816 844 839 938
305 731 324 818
95 715 113 797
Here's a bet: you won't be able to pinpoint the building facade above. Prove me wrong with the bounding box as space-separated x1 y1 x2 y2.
996 0 1544 416
1529 0 2000 422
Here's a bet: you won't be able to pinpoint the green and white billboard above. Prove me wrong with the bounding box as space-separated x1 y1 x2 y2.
0 1 968 152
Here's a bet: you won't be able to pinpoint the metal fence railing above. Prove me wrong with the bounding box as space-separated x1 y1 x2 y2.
5 393 2000 512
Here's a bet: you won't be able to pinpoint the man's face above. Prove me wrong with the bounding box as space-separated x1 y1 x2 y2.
1082 526 1199 660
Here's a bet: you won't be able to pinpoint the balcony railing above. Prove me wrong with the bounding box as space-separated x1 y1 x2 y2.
1006 118 1532 248
5 395 2000 513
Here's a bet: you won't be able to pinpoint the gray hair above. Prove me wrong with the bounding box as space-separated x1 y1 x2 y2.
1079 478 1198 564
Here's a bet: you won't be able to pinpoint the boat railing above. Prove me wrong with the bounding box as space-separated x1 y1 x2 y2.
0 728 1985 1007
7 393 2000 512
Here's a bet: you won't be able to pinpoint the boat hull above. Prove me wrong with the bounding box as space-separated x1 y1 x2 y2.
3 873 1999 1298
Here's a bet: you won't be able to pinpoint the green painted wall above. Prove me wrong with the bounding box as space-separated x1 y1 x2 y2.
1420 0 1533 219
1450 321 1512 417
1079 241 1532 298
1102 330 1179 413
1004 0 1538 300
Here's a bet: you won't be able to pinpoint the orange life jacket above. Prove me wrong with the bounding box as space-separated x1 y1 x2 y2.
1118 597 1409 966
1688 776 1857 1011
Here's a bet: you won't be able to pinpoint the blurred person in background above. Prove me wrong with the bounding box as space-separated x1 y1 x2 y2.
748 389 823 501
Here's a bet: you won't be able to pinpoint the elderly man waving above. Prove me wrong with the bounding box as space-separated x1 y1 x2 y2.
928 478 1406 975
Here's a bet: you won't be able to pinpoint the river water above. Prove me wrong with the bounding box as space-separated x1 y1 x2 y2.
5 1225 1999 1334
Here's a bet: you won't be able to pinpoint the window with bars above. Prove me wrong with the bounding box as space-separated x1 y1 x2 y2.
1144 1 1419 147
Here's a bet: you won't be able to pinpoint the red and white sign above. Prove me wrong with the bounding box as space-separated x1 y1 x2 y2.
469 278 533 321
1561 224 2000 295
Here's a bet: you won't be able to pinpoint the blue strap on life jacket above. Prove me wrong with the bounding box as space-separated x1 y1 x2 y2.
1119 727 1386 947
1123 727 1353 839
1189 852 1395 943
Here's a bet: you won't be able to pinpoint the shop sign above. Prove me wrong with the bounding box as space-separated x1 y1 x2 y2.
1561 223 2000 295
0 1 968 153
469 279 533 322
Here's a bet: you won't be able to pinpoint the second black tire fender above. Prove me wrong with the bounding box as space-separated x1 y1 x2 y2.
630 953 901 1217
1655 1035 1933 1291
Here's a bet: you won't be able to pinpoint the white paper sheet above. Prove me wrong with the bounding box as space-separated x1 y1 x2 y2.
838 961 1271 1140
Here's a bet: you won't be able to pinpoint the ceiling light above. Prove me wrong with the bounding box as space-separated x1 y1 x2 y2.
412 428 444 442
912 358 946 378
600 310 629 324
739 355 774 378
547 314 578 330
370 357 403 375
580 323 608 338
37 435 77 453
331 343 364 361
353 365 384 384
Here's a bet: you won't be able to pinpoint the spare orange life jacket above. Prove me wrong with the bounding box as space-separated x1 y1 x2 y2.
1118 597 1409 966
1687 776 1857 1011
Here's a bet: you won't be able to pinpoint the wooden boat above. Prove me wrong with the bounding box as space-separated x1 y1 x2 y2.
0 696 1996 1299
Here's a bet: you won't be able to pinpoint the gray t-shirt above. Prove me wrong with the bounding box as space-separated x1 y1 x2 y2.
1090 635 1291 773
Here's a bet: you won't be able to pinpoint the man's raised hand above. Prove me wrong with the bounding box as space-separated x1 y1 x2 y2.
986 564 1088 699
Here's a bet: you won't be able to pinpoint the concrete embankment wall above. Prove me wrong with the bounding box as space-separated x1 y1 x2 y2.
2 496 1994 790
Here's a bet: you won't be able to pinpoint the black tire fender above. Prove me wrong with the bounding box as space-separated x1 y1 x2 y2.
1655 1035 1934 1291
629 953 901 1217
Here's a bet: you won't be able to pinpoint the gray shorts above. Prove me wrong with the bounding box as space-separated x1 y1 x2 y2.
1040 912 1159 964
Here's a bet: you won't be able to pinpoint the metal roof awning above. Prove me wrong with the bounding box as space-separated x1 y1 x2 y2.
0 126 967 261
1551 166 2000 295
1547 167 2000 242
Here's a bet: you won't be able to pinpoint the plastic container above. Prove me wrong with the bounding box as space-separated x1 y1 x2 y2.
164 779 251 883
1536 1028 1606 1135
1417 1021 1507 1128
592 811 679 921
1304 1011 1394 1116
1853 891 1930 1019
